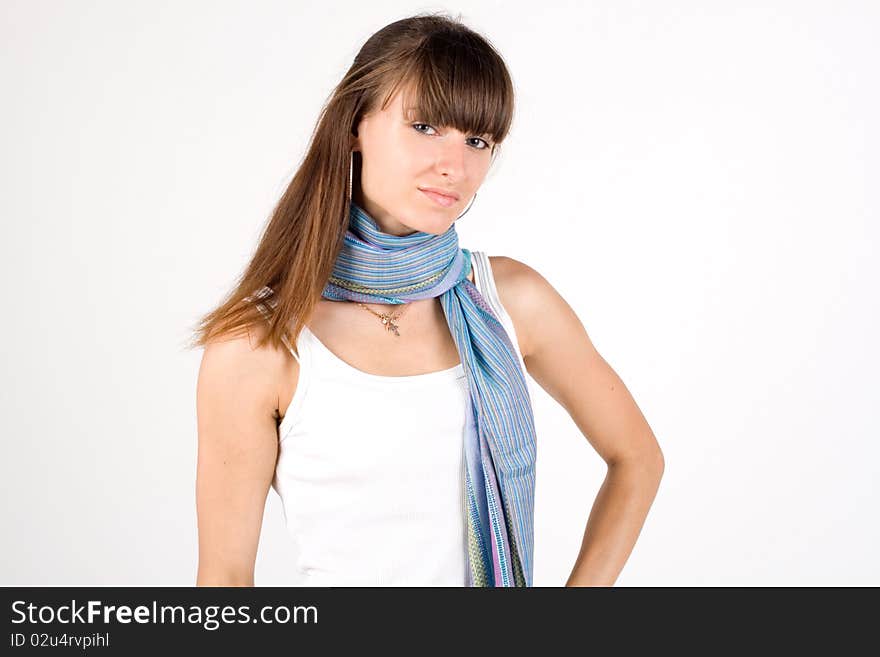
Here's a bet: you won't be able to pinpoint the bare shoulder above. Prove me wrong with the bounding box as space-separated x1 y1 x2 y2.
487 255 566 359
198 322 297 422
195 322 296 586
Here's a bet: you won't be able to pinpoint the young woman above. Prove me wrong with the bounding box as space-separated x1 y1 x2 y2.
191 13 664 587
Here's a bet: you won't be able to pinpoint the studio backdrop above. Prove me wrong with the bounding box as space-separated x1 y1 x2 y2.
1 0 877 585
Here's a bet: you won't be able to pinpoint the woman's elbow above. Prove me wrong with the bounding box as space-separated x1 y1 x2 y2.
196 565 255 587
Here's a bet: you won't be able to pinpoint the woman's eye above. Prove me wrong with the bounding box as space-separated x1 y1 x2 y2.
413 123 491 151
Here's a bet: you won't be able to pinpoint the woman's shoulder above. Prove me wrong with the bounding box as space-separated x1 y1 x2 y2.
484 254 556 360
200 321 299 424
249 320 300 423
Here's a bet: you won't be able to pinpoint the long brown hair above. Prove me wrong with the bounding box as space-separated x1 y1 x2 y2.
186 12 516 358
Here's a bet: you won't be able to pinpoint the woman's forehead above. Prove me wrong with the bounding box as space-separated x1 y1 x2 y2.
381 80 417 113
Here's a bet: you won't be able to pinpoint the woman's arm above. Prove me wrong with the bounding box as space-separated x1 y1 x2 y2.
194 326 290 586
491 256 665 586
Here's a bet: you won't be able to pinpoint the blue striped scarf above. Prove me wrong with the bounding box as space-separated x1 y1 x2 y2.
322 201 538 587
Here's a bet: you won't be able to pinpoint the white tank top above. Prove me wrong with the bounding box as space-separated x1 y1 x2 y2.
270 250 530 586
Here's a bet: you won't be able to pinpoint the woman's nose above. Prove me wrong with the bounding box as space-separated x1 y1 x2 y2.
433 137 468 177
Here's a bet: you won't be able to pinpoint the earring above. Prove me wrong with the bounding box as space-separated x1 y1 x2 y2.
455 192 477 221
349 151 354 202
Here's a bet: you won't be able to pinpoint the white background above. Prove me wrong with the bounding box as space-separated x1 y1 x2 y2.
1 0 877 585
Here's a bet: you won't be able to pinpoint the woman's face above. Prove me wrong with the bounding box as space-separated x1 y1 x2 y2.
351 82 495 236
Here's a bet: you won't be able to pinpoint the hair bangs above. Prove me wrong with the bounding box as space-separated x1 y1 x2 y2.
380 30 514 147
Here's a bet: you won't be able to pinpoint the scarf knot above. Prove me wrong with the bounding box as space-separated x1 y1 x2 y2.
324 202 471 303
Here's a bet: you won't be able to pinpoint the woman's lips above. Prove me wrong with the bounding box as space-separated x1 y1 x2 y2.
420 188 457 207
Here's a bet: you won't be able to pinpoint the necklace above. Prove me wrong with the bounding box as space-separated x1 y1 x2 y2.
355 301 411 337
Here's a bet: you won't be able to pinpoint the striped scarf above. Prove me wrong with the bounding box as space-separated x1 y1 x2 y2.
322 201 538 587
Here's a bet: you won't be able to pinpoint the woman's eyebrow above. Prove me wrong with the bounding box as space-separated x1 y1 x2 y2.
401 109 491 138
